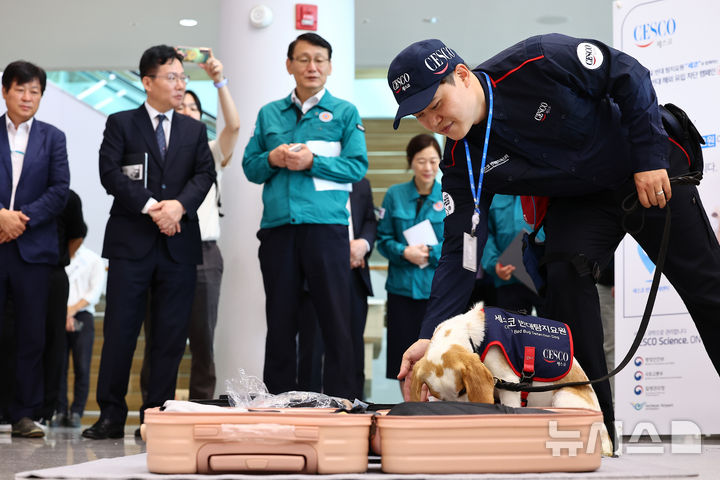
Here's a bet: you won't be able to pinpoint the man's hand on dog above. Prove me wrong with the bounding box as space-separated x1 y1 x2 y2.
398 339 431 401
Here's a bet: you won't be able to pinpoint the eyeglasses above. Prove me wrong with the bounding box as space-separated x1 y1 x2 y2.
147 73 189 83
291 56 329 67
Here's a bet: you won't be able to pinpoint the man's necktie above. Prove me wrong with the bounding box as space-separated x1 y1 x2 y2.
155 114 167 160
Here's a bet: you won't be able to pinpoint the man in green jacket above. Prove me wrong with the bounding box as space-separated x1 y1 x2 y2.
242 33 368 398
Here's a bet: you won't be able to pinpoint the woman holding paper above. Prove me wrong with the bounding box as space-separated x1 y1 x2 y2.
377 134 444 382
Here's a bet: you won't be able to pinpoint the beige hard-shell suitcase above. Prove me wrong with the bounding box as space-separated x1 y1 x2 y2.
142 407 372 474
374 407 604 474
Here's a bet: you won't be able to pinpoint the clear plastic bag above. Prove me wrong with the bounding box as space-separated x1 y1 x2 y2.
225 369 352 409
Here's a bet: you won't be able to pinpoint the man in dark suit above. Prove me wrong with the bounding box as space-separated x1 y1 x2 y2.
82 45 215 439
298 178 377 399
0 61 70 437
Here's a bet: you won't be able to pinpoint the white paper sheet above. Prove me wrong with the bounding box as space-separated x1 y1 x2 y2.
305 140 352 192
403 219 439 269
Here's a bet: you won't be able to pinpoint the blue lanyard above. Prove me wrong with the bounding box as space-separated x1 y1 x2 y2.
465 71 493 237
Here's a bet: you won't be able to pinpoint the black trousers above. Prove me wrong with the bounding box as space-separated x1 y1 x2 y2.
38 266 69 421
0 241 50 422
140 241 224 401
543 174 720 441
258 224 355 399
297 269 369 399
495 283 543 316
386 293 428 380
58 310 95 416
97 239 196 424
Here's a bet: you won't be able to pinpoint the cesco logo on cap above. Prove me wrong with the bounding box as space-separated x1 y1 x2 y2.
392 73 411 93
424 47 458 74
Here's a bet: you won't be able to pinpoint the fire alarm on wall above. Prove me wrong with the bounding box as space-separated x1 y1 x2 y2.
295 4 317 31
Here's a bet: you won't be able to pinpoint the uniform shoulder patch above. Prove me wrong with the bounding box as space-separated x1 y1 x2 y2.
442 192 455 216
576 42 604 70
356 123 365 132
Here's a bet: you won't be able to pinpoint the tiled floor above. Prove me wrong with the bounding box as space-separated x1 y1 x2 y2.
1 426 144 480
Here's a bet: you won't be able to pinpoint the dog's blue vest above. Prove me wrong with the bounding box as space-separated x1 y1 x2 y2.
476 308 573 381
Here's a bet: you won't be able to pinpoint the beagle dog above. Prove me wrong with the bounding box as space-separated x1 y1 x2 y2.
410 303 613 456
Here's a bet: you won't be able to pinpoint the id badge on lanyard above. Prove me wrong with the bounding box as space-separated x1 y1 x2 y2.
462 71 493 272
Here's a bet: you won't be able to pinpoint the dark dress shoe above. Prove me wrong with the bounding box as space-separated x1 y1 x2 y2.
82 418 124 439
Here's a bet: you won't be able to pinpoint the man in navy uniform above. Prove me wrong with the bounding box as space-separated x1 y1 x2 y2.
83 45 214 439
389 35 720 442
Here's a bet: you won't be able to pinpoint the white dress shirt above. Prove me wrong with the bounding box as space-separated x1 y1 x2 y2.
66 245 107 315
5 115 33 210
291 88 326 114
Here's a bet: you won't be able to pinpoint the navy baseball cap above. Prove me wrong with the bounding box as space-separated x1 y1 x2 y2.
388 39 465 129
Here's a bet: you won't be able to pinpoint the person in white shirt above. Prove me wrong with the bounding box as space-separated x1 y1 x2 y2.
56 243 106 428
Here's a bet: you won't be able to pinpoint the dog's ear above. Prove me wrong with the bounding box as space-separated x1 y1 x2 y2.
410 358 428 402
461 352 495 404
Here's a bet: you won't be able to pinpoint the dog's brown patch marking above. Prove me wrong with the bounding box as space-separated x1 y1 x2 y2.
440 345 494 403
558 363 595 406
444 329 452 337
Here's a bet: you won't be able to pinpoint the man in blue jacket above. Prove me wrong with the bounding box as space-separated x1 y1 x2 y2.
389 35 720 442
0 61 70 437
243 33 368 398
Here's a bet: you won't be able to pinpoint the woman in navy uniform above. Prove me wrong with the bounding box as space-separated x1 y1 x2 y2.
387 35 720 442
377 134 444 385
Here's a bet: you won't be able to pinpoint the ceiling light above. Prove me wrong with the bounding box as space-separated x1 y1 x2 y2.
179 18 198 27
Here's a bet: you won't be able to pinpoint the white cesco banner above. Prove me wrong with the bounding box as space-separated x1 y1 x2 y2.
613 0 720 435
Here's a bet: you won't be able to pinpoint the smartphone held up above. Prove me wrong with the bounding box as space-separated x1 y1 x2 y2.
176 46 211 64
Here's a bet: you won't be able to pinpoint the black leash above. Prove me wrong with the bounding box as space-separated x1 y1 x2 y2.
494 174 699 394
